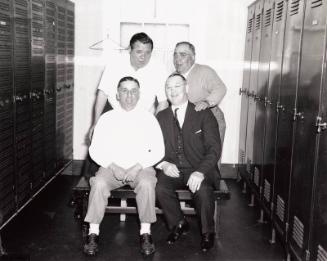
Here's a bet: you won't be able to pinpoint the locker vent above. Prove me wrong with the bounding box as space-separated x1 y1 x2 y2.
276 195 285 222
255 13 261 30
264 179 271 202
311 0 323 8
317 245 327 261
292 216 304 249
264 8 272 27
247 18 253 33
240 149 245 163
275 1 284 21
290 0 300 16
254 167 260 186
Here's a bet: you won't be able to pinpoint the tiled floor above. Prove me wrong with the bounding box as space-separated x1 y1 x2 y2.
0 174 285 261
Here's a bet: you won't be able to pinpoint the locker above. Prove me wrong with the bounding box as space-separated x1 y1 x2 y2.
273 0 306 242
239 3 255 178
252 0 275 213
288 0 327 260
245 0 264 198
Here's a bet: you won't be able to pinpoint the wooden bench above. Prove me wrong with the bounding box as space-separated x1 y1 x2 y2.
72 176 230 237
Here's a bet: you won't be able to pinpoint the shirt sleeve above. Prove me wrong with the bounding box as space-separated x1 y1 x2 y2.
139 113 165 168
203 66 227 106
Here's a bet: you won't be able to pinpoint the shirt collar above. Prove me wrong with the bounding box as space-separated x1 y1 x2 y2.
171 100 188 114
182 63 195 78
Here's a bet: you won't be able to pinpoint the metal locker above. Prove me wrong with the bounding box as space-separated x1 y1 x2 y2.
288 0 327 260
30 0 45 192
0 0 15 222
44 0 56 179
245 0 264 196
55 0 66 170
273 0 306 243
260 0 287 218
63 0 74 162
12 0 32 207
239 3 255 179
252 0 275 212
308 43 327 260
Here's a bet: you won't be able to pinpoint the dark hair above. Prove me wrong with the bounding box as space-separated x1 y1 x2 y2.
130 32 153 51
175 41 196 56
167 72 187 82
117 76 140 89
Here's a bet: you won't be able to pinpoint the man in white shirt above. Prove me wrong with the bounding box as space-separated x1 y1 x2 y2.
89 32 168 139
84 76 165 257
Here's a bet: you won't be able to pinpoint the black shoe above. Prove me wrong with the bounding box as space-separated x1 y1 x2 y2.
140 233 155 256
166 219 190 244
83 233 99 256
200 232 215 252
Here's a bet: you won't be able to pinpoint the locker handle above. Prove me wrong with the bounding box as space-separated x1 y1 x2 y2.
239 88 247 95
65 84 71 89
276 104 285 112
316 116 327 133
56 87 62 92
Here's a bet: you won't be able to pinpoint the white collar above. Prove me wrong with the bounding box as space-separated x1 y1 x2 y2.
171 101 188 114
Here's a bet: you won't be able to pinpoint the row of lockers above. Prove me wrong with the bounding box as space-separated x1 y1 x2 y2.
239 0 327 260
0 0 74 228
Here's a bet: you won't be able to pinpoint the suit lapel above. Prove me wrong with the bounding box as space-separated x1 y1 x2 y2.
182 103 195 137
166 108 177 149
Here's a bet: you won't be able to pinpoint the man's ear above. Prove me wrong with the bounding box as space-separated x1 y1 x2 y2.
116 93 120 101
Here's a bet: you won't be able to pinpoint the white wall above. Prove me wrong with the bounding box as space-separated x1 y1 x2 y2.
73 0 256 163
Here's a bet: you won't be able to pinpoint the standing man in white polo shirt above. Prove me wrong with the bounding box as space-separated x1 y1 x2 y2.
88 32 168 139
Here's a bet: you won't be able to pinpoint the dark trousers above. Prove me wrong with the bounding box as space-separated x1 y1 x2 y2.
156 169 215 234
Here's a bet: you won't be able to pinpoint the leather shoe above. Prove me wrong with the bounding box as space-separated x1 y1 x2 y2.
167 219 190 244
140 233 155 256
200 232 215 252
83 233 99 256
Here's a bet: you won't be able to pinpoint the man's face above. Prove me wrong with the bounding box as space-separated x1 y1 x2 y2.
165 76 188 106
173 44 195 74
117 80 140 111
130 41 152 69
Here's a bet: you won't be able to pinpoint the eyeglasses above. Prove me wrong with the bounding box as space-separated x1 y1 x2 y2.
118 87 139 95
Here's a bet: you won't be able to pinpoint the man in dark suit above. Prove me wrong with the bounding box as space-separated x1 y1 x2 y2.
156 73 222 252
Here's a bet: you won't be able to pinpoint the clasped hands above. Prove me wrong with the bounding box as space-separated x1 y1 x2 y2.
161 162 204 193
109 163 142 184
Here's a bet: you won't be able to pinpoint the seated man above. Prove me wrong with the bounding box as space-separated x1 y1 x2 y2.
156 73 221 252
83 76 164 256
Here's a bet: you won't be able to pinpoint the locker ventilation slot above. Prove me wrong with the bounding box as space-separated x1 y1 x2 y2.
254 167 259 186
247 18 253 33
290 0 300 16
264 179 271 202
292 216 304 249
264 8 272 27
311 0 323 8
317 245 327 261
276 195 285 222
275 1 284 21
240 149 245 163
255 14 261 30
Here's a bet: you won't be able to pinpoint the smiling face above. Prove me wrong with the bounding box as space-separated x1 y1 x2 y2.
117 79 140 111
165 74 188 106
173 43 195 74
130 41 152 70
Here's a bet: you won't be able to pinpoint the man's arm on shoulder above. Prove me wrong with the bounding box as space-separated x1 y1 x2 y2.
196 109 221 174
203 66 227 106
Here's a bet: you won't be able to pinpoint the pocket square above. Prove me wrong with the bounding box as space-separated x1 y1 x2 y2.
195 129 202 134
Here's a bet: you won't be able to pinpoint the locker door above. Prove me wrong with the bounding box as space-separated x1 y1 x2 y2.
260 0 287 218
288 0 327 260
55 0 66 170
30 0 45 192
309 40 327 260
253 0 275 213
239 4 255 178
63 0 74 163
0 0 15 222
273 0 306 243
12 0 32 207
44 0 56 179
245 0 263 197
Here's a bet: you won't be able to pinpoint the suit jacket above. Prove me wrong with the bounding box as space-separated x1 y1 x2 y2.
156 102 221 188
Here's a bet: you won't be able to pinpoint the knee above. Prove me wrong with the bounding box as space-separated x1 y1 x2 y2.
195 185 212 201
90 176 107 191
137 177 156 191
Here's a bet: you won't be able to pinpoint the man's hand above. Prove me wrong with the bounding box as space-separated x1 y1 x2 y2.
109 163 126 181
124 163 143 183
187 171 204 193
161 162 180 178
194 101 210 111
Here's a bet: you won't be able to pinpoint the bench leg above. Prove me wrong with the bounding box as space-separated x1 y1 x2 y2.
120 199 127 222
214 200 220 239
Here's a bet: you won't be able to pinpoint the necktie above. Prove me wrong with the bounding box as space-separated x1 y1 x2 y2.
174 108 181 129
